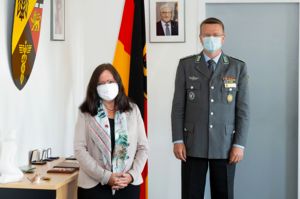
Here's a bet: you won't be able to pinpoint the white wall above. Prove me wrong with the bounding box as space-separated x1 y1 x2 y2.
147 0 201 198
0 0 75 165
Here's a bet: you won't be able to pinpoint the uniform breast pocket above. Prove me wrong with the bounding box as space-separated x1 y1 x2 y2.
186 82 201 103
222 87 238 104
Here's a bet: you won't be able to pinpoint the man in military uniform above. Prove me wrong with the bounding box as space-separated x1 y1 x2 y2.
171 17 249 199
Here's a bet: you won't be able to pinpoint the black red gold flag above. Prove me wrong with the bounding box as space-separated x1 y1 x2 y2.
113 0 148 198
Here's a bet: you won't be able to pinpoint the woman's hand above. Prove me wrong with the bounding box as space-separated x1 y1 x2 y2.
108 173 122 188
109 172 133 190
119 173 133 184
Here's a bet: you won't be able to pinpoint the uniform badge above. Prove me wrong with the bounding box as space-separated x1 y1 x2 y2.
222 55 229 64
223 76 237 88
189 76 199 81
225 83 237 88
227 94 233 103
188 91 195 100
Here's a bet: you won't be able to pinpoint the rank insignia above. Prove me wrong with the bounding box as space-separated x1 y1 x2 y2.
195 55 201 63
222 55 229 64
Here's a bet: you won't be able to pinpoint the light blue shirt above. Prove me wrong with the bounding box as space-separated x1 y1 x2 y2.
203 51 222 66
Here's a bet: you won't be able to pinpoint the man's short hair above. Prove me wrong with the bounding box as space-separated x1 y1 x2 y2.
160 3 173 12
200 17 225 34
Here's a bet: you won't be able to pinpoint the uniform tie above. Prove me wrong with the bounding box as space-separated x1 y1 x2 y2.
165 23 171 36
208 59 216 76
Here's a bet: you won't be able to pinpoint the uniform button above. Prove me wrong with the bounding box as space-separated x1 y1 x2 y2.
209 125 213 128
211 86 214 90
190 86 194 90
210 99 214 103
229 88 232 91
184 128 187 131
210 112 214 116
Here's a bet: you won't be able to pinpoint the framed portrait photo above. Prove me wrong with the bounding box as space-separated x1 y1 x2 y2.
149 0 185 43
51 0 65 41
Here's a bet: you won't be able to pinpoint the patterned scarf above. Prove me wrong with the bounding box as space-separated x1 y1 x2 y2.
88 103 129 173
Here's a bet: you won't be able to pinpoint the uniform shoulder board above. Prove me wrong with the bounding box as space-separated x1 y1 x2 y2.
180 54 198 61
230 56 245 64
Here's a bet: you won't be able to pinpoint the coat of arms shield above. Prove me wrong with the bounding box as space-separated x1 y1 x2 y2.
11 0 44 90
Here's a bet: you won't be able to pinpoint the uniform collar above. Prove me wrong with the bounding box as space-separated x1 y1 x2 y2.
203 51 222 64
194 51 230 79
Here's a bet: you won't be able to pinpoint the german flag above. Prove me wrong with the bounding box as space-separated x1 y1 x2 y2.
113 0 147 198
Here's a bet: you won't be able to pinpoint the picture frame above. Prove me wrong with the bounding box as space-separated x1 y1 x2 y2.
149 0 185 43
51 0 65 41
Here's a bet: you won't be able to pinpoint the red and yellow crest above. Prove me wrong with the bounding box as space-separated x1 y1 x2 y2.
11 0 44 90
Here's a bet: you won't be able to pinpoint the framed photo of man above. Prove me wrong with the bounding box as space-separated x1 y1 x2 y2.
149 0 185 43
51 0 65 41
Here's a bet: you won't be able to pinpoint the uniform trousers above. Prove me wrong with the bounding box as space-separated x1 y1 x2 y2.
182 156 236 199
78 183 140 199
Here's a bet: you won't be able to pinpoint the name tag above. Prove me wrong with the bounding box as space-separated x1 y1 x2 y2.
225 83 237 88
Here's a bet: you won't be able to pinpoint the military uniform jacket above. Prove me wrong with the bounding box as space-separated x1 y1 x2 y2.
171 52 249 159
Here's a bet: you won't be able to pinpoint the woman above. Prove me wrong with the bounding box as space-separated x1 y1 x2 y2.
74 63 148 199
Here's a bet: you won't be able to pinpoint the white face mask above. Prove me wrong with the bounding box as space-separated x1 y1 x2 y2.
202 36 222 53
97 83 119 101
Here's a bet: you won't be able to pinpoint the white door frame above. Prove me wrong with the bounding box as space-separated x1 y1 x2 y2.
198 0 300 198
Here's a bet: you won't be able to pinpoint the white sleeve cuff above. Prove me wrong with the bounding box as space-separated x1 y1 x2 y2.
233 144 245 149
173 140 184 144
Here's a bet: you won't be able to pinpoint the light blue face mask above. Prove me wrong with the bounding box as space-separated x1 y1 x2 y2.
203 36 222 53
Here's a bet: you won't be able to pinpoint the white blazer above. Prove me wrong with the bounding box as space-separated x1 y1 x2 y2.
74 103 148 188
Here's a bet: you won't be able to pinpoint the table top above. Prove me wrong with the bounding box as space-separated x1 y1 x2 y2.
0 158 78 190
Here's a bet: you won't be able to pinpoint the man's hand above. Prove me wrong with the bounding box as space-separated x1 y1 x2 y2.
173 143 186 162
229 146 244 164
